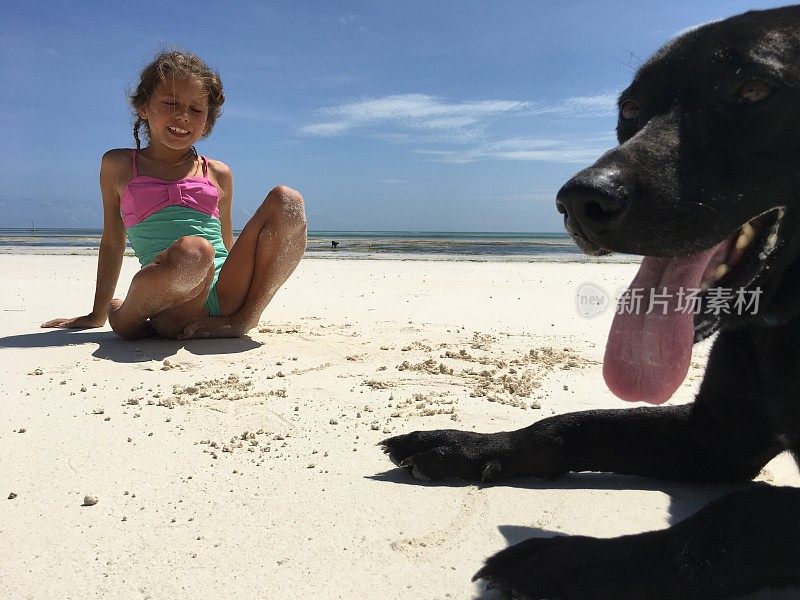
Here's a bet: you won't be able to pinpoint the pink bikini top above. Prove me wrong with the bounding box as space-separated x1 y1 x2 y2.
120 149 220 229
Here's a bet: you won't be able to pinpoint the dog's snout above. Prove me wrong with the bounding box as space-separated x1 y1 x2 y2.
556 168 629 237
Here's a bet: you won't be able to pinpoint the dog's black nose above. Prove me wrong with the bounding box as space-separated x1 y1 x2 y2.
556 168 629 237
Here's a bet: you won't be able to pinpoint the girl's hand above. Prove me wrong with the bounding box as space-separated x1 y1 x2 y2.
177 315 248 340
41 313 106 329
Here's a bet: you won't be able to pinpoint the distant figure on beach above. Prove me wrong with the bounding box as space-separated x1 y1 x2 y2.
331 241 339 248
42 50 307 340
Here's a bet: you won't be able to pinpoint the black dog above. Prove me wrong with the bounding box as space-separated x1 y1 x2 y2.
382 6 800 599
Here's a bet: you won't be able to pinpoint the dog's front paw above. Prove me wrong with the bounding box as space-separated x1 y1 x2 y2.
380 429 509 482
475 534 672 600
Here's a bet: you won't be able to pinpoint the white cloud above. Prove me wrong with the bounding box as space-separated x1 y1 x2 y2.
525 93 619 118
300 121 352 136
300 94 531 137
416 135 616 164
300 92 619 163
564 93 619 114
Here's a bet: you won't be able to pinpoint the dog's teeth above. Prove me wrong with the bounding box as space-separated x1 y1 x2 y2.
714 264 729 280
735 223 756 250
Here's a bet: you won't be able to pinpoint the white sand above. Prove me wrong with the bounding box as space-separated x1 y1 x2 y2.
1 254 798 599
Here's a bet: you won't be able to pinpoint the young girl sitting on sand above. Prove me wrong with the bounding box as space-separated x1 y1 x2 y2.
43 50 307 340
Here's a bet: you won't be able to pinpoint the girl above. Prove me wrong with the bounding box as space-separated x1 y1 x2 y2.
43 50 307 340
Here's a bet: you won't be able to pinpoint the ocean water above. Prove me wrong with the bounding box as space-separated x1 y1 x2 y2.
0 228 637 262
306 230 580 258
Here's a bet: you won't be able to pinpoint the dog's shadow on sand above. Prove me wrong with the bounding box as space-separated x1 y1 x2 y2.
374 469 800 600
370 468 749 523
0 329 261 363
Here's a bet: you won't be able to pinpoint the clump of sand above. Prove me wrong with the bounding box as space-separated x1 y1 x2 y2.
397 359 454 375
150 374 265 407
198 429 290 461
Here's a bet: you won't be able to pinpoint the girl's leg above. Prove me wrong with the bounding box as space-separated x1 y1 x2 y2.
214 186 307 331
108 236 216 339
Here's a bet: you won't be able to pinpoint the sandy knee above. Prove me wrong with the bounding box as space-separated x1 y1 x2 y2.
268 185 304 205
172 235 215 259
152 236 215 296
166 236 216 271
264 186 307 226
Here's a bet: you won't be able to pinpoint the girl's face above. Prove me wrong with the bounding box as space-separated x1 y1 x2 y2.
138 77 209 151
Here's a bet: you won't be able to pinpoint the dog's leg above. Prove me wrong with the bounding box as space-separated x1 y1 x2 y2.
473 485 800 599
382 329 786 483
381 403 778 482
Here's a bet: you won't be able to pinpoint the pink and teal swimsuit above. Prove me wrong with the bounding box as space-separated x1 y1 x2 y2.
120 149 228 316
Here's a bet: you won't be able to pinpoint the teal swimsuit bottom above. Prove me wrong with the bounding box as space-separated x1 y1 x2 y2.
126 206 228 316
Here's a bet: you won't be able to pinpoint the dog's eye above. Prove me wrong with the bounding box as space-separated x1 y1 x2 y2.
619 100 640 120
737 80 772 103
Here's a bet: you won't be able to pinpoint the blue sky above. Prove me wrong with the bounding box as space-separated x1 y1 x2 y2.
0 0 789 231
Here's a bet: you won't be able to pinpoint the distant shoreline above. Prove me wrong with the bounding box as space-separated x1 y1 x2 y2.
0 245 641 264
0 228 643 264
0 228 645 263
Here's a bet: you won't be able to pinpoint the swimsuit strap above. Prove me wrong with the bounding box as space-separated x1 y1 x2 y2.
201 155 209 178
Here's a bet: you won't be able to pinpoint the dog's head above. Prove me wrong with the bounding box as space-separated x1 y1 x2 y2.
556 6 800 404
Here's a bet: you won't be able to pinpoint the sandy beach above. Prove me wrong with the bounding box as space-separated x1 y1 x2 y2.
2 253 798 600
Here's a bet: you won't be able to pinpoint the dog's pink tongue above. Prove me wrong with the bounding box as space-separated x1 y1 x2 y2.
603 245 722 404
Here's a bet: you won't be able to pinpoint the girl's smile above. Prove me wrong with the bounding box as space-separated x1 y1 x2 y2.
139 77 209 152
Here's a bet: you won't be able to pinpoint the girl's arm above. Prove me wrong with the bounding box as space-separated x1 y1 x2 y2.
91 153 128 320
213 161 234 251
42 151 127 328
